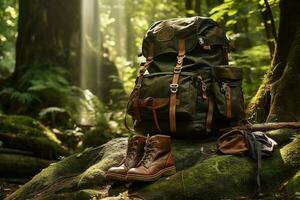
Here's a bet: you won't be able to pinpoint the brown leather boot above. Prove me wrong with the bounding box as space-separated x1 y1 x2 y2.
105 135 146 181
126 134 176 182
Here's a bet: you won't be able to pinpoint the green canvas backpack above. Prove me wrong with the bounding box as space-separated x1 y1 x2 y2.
127 16 245 138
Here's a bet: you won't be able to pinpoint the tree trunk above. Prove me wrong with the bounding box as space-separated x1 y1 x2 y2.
247 0 300 123
15 0 81 85
185 0 194 17
259 0 277 59
195 0 201 16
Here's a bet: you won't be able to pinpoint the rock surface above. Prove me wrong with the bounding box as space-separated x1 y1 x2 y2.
6 132 300 200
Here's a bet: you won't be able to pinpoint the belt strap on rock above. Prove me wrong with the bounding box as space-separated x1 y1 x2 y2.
169 39 185 133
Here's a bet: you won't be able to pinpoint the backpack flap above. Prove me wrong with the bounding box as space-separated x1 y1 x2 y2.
212 66 245 125
142 17 229 72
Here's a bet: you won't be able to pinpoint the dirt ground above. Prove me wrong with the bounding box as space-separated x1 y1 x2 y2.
0 179 25 200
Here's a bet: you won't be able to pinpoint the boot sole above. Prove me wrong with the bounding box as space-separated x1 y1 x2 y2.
105 172 127 181
126 166 176 182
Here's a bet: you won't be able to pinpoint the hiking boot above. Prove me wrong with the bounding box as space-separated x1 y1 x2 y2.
126 134 176 182
105 135 146 181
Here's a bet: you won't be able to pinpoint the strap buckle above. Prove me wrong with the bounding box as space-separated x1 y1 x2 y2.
177 55 185 65
170 84 179 93
134 84 142 89
174 66 182 74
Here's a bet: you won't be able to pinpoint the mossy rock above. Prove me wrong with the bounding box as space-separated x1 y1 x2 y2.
285 170 300 199
0 114 68 159
6 134 300 200
0 153 53 177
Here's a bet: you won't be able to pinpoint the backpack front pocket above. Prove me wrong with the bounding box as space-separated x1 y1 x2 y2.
127 72 198 122
212 66 245 122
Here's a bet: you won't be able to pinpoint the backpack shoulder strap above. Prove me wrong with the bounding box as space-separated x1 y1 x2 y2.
169 39 185 133
132 43 154 121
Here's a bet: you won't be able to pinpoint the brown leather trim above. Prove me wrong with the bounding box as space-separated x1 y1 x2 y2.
139 98 179 109
169 39 185 133
206 95 214 132
224 84 232 119
132 43 154 121
152 107 161 132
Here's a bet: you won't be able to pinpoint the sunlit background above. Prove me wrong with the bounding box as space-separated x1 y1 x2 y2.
0 0 279 144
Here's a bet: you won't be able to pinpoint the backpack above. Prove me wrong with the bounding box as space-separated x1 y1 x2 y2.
127 16 245 138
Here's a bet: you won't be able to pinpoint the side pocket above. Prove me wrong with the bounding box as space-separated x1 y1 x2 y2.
212 66 245 122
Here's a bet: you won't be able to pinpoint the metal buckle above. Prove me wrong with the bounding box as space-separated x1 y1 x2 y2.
135 84 142 89
170 84 179 93
174 66 182 74
202 84 207 91
177 55 185 65
221 83 227 93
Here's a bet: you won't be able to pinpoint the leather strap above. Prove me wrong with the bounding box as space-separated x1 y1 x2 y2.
151 100 161 132
139 98 179 110
169 39 185 133
256 141 262 195
223 84 232 119
206 95 214 132
132 43 154 121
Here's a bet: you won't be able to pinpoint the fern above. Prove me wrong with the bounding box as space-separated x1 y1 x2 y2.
0 87 40 105
18 64 70 93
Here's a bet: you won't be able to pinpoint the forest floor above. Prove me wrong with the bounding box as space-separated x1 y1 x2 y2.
0 180 25 200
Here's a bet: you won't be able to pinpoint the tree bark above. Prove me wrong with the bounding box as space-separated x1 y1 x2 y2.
247 0 300 123
15 0 81 85
221 121 300 132
195 0 201 16
185 0 194 17
259 0 277 59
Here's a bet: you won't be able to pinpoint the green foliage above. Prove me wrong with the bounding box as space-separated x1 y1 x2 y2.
38 107 71 127
0 64 70 114
230 45 270 103
0 64 107 134
210 0 279 48
0 87 40 113
0 0 17 80
99 0 185 93
95 0 279 134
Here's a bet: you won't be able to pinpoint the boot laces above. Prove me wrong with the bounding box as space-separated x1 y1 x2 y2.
139 140 157 167
124 140 138 167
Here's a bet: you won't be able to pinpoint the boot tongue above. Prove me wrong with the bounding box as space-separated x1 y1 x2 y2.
139 139 157 168
124 140 139 167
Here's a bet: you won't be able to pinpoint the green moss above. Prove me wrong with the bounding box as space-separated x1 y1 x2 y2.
41 189 105 200
7 138 127 200
281 139 300 167
267 129 297 146
286 170 300 198
133 139 300 200
0 114 60 144
7 138 300 200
